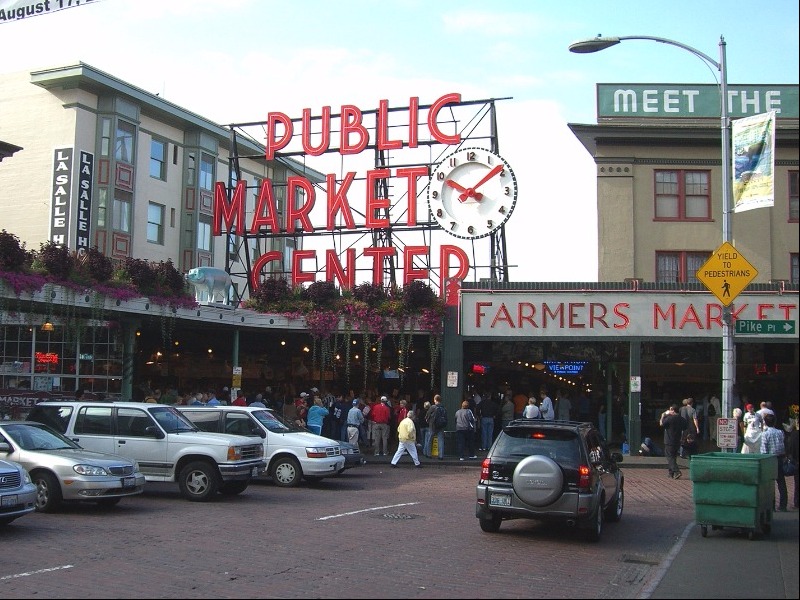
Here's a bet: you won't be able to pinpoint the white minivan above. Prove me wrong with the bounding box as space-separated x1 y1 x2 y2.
178 405 345 487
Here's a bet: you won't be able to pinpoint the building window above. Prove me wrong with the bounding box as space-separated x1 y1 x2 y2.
115 120 135 164
789 171 799 222
199 153 214 191
656 251 710 284
97 188 107 227
791 254 799 285
100 118 111 157
112 190 132 233
654 170 711 220
147 203 165 244
150 139 167 180
197 217 212 252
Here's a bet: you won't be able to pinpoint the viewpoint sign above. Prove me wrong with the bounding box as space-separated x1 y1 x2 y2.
696 242 757 306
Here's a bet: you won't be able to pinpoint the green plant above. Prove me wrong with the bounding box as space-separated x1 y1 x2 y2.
0 230 29 272
37 241 74 279
83 247 114 283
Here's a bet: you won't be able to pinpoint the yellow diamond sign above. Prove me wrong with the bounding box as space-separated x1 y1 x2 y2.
696 242 758 306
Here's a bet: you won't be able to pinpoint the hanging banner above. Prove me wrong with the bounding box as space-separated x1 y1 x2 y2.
0 0 103 24
732 110 775 213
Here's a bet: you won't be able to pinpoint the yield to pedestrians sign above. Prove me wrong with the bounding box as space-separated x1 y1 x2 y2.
696 242 757 306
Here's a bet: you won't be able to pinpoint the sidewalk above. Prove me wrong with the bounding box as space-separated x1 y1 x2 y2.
363 442 799 599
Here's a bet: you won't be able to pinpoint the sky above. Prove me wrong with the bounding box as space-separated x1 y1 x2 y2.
1 0 798 284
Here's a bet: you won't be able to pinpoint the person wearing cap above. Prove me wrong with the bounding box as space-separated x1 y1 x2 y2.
390 410 423 468
346 398 364 446
371 396 391 456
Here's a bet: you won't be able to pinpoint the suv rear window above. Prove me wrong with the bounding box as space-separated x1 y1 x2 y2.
494 428 582 469
27 405 73 434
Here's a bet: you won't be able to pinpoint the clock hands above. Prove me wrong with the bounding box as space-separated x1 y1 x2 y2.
457 164 504 202
445 179 469 193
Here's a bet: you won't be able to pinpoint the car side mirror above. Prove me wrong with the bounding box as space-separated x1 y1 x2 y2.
0 442 10 453
145 426 165 439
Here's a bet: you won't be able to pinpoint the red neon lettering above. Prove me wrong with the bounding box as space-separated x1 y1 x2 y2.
706 303 723 328
365 169 391 228
396 166 428 226
518 302 538 328
569 303 586 328
778 303 798 319
408 96 419 148
250 180 280 233
439 245 469 295
291 250 316 286
589 303 609 328
213 181 246 236
250 251 282 291
678 305 703 329
363 246 397 285
340 105 368 155
326 173 356 230
757 303 774 319
376 99 403 151
491 303 515 328
427 93 461 145
265 112 292 160
654 304 676 328
325 249 356 290
286 177 316 232
402 246 429 285
542 303 564 327
301 106 331 156
613 303 630 329
475 302 492 328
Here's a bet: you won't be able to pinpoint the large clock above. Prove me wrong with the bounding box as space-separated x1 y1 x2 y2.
428 147 518 240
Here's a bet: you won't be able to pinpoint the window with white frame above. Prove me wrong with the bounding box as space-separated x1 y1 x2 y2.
112 190 132 233
147 203 165 244
199 153 214 191
115 120 135 164
654 170 711 220
197 217 212 252
150 139 167 180
656 251 710 284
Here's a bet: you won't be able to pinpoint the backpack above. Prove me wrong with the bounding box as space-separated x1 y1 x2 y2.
434 405 447 429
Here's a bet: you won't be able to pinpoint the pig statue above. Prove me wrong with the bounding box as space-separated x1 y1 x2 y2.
186 267 233 304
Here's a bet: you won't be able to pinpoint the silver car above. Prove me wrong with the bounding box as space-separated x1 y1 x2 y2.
0 421 146 512
0 458 37 525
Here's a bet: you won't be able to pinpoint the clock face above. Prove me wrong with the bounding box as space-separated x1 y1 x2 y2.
428 147 518 240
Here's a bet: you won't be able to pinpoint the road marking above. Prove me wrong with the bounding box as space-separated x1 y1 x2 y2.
1 565 74 581
316 502 421 521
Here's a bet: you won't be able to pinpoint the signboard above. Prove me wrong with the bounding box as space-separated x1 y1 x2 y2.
447 371 458 388
629 376 641 393
696 242 758 306
232 366 242 389
736 319 796 335
716 418 738 450
50 147 73 246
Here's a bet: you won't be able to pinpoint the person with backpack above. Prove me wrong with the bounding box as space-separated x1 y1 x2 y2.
424 394 446 459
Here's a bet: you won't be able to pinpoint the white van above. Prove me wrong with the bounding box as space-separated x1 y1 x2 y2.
177 405 345 487
27 402 265 502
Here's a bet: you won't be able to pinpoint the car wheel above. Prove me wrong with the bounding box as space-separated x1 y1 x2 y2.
604 484 624 522
97 497 122 508
584 504 603 542
178 461 220 501
479 514 502 533
219 481 249 495
271 457 302 487
512 455 564 507
33 471 62 513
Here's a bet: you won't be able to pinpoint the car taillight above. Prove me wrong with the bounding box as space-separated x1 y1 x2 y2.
480 458 491 480
578 464 591 489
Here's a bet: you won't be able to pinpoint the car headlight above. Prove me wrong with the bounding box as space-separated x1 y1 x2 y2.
73 464 110 476
340 447 353 455
23 470 32 484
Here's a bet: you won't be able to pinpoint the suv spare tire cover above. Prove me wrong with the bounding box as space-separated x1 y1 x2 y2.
512 455 564 507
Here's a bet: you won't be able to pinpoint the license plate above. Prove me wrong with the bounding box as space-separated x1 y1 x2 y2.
489 493 511 507
121 477 136 488
252 467 260 477
1 494 18 507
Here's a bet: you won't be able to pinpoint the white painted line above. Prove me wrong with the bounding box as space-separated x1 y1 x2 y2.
1 564 74 581
316 502 421 521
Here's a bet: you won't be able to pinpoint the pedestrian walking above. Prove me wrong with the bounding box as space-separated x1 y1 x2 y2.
523 397 541 419
760 413 788 511
424 394 446 459
477 393 498 450
371 396 391 456
346 398 364 446
306 396 327 436
455 400 478 460
660 403 687 479
539 387 554 421
679 398 699 458
390 410 422 468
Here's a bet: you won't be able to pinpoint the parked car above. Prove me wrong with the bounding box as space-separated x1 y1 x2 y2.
26 402 265 502
0 457 37 525
475 419 624 541
0 421 145 512
178 406 345 487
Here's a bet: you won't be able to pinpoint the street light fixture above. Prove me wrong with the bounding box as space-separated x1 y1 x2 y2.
569 34 736 421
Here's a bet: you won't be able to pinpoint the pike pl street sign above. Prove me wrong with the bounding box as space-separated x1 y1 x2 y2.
735 320 796 335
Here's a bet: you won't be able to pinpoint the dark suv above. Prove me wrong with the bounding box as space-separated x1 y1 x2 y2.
475 420 624 542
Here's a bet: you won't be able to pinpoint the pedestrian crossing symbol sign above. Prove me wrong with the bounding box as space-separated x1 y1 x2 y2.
696 242 758 306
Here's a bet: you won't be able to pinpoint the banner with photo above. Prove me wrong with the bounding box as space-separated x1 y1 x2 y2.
732 110 776 213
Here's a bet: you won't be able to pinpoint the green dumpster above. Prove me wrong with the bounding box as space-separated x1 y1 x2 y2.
689 452 777 540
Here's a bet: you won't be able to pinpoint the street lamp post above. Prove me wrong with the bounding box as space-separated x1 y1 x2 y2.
569 35 736 421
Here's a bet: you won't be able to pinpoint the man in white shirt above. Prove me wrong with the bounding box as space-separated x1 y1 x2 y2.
539 388 555 421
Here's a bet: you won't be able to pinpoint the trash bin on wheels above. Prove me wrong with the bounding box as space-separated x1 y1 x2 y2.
689 452 777 540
